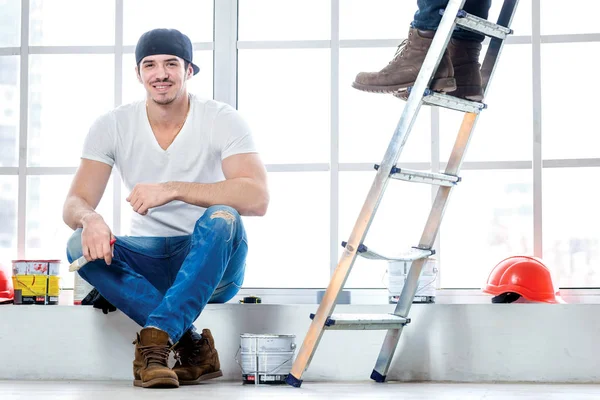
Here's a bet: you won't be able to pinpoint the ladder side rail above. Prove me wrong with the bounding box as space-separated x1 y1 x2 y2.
481 0 520 91
287 0 467 386
372 0 521 381
399 0 521 336
372 114 478 380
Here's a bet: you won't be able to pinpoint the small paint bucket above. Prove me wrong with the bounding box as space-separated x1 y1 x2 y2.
73 273 94 305
236 333 296 384
46 260 61 305
11 259 61 305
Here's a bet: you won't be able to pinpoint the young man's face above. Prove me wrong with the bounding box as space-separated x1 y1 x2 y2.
136 54 192 105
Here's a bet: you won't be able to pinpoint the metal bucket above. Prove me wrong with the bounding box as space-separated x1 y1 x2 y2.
387 258 438 303
73 273 94 305
236 333 296 384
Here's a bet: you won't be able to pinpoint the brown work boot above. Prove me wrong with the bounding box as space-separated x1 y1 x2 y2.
133 327 179 388
352 27 456 94
394 37 484 101
446 38 484 101
172 328 223 385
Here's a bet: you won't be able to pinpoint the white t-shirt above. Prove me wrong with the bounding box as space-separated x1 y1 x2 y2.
81 94 257 237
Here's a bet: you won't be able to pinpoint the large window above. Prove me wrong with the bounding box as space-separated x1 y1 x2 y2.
237 0 600 290
0 0 214 289
1 0 599 294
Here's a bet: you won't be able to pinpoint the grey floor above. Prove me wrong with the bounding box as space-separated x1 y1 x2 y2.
2 380 600 400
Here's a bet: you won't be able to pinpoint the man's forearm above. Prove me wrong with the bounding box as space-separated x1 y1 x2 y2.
63 196 103 230
167 178 269 217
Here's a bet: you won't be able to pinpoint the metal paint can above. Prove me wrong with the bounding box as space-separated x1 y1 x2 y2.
73 272 94 305
46 260 61 305
11 259 59 305
388 258 438 304
237 333 296 384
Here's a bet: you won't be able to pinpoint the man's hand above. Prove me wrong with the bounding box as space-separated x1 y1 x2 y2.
81 213 116 265
126 183 177 216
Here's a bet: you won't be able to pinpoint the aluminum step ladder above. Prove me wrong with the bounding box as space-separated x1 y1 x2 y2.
286 0 520 387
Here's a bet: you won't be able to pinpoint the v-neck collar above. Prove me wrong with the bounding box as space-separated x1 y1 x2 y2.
143 97 192 154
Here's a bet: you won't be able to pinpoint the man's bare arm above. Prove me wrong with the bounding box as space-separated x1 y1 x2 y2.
127 153 269 217
63 159 116 264
173 153 268 216
63 159 113 230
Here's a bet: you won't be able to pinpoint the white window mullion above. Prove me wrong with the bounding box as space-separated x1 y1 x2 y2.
532 0 543 258
213 0 238 107
112 0 124 236
237 40 330 49
430 107 441 286
0 168 19 175
26 167 76 175
330 0 340 277
17 0 30 259
0 47 20 56
28 46 115 54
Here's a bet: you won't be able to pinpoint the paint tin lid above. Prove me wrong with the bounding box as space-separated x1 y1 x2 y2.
240 333 295 338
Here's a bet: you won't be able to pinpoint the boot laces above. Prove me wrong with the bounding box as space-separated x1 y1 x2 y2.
390 39 409 63
175 338 205 365
139 344 171 366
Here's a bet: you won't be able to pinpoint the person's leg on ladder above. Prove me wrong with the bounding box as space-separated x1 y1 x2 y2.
352 0 456 95
445 0 492 100
353 0 493 100
411 0 493 100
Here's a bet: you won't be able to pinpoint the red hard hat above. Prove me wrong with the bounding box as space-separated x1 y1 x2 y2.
483 256 564 304
0 262 14 303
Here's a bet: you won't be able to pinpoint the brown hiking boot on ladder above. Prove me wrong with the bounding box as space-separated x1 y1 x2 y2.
173 328 223 385
352 27 456 94
133 327 179 388
395 37 484 101
446 38 483 101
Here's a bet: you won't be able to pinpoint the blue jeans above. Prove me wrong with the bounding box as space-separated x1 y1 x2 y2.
66 205 247 343
412 0 492 42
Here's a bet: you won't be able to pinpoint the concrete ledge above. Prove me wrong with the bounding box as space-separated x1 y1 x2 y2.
1 303 600 383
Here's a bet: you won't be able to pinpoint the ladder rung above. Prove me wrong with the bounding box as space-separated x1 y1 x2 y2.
382 165 460 187
423 91 486 114
341 241 434 262
310 313 410 330
441 9 513 39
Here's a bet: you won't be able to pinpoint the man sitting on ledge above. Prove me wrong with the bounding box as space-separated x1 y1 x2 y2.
62 28 269 389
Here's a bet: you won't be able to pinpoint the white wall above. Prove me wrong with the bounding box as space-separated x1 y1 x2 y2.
1 303 599 383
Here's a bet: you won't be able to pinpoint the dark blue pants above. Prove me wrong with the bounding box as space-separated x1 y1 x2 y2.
67 205 247 343
412 0 492 42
